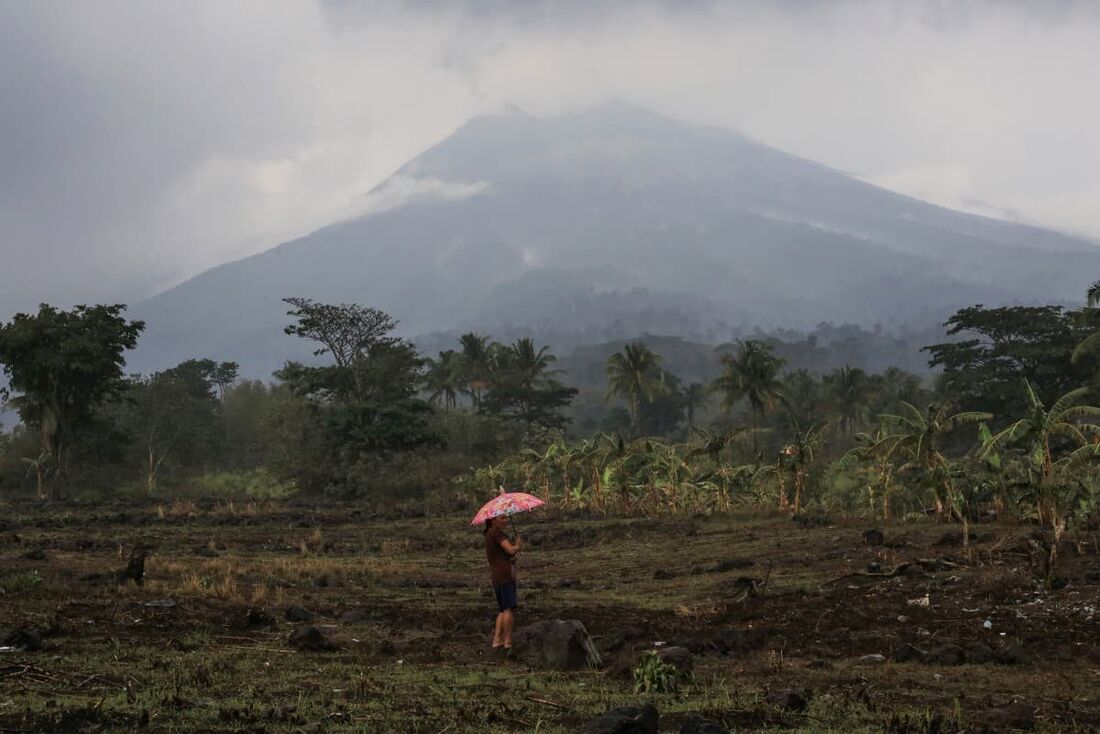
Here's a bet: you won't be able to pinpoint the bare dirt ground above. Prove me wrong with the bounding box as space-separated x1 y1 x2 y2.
1 498 1098 733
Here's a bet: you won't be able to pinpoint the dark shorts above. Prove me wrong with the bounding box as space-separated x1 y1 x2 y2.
493 581 518 611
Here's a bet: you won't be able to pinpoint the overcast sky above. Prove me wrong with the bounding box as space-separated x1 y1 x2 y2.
2 0 1099 319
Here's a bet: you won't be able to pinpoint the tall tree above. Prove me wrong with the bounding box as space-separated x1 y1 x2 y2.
605 342 665 436
683 382 709 431
824 365 870 436
481 338 578 435
278 300 438 488
458 332 493 407
423 350 463 410
712 340 785 452
0 304 144 499
925 305 1097 422
124 360 224 493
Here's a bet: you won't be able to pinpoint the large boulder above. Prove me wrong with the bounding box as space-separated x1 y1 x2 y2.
513 619 601 670
578 704 659 734
288 625 337 652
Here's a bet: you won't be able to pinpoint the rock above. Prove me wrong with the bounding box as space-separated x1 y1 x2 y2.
857 653 887 664
652 568 676 580
141 599 177 609
862 528 885 546
714 558 754 572
654 646 693 676
995 643 1031 666
312 575 329 588
243 609 276 629
680 715 727 734
288 625 337 652
285 606 315 623
964 642 993 664
866 561 882 573
578 704 659 734
766 688 808 712
806 659 832 669
22 549 47 561
1 628 42 651
339 609 378 625
513 619 601 671
927 644 967 665
978 702 1036 731
557 578 582 589
892 643 926 663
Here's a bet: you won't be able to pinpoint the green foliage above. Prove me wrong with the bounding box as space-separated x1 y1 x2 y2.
0 303 144 498
712 340 785 420
633 651 687 694
480 338 578 435
925 305 1099 424
192 468 299 499
0 570 43 595
606 342 667 435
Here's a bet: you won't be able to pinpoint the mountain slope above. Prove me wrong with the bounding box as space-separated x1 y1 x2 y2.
131 103 1100 376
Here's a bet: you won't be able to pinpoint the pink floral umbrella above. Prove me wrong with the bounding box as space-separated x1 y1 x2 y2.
470 489 545 526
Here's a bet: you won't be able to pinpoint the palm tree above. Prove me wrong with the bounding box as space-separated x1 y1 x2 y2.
869 402 992 518
683 382 709 430
606 342 665 436
980 380 1100 492
824 365 870 436
711 340 784 452
1072 280 1100 363
423 350 463 410
980 380 1100 583
775 395 828 513
458 332 492 407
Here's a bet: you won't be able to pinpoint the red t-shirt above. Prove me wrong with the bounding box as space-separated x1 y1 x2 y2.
485 526 516 586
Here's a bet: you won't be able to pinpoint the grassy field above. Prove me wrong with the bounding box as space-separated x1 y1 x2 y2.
1 498 1098 733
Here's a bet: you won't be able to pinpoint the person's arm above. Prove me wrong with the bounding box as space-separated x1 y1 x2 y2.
500 533 521 556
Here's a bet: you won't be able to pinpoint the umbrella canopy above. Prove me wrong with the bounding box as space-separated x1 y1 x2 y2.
470 491 545 526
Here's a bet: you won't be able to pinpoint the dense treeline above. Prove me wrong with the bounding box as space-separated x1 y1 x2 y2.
4 288 1100 573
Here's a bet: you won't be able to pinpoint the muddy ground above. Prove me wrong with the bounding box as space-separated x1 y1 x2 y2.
1 498 1098 733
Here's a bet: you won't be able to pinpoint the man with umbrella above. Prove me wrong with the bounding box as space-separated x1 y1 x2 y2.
473 489 544 651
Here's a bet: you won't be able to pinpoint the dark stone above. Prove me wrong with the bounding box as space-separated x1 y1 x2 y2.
892 643 927 663
680 715 727 734
995 643 1031 666
557 578 582 589
244 609 276 629
806 659 832 669
312 575 329 588
288 626 336 652
964 642 993 664
862 529 885 546
578 704 659 734
513 619 601 670
285 606 315 623
766 688 808 712
866 561 882 573
339 609 378 625
978 702 1036 731
653 568 676 580
927 644 967 665
654 646 693 676
1085 569 1100 583
714 558 754 572
22 549 47 561
373 639 396 656
934 531 976 547
2 628 42 651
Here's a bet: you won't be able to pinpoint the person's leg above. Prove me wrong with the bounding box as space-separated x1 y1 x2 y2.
492 612 504 647
501 608 514 648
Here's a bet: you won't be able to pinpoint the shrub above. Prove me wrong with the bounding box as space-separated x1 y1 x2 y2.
633 651 685 694
191 468 299 499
